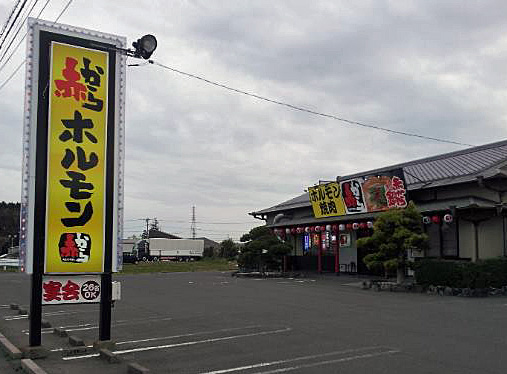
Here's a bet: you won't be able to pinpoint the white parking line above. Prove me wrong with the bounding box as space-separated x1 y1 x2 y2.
5 310 80 321
63 327 292 360
51 325 264 352
198 347 394 374
249 350 400 374
116 325 263 345
56 316 174 333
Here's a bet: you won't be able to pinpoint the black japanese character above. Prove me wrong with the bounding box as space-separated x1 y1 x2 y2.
60 171 94 199
61 147 98 171
80 58 104 87
83 92 103 112
61 149 75 169
324 185 334 200
319 202 329 215
328 201 337 214
61 201 93 227
310 189 318 202
60 111 97 143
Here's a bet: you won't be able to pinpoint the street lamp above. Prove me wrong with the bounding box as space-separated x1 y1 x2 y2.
7 234 18 249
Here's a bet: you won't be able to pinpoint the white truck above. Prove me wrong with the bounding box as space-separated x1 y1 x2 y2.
139 238 204 262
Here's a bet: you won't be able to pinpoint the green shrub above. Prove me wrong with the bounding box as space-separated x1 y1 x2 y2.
413 257 507 288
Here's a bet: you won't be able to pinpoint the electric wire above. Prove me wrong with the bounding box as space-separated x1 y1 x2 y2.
0 0 50 73
0 0 39 68
0 0 22 42
0 0 28 51
0 0 72 90
151 60 475 148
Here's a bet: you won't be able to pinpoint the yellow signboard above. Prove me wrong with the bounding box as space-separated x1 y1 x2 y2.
45 42 109 273
308 182 346 218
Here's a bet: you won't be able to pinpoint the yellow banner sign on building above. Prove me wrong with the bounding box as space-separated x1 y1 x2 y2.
45 43 109 273
308 182 346 218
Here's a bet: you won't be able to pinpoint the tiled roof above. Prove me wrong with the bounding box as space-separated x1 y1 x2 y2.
251 139 507 215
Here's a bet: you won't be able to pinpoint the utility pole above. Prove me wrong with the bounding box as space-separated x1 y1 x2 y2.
191 206 196 239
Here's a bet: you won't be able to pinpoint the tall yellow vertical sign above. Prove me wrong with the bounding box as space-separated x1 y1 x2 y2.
45 43 108 273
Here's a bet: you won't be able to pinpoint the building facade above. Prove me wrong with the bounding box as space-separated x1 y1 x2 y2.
249 140 507 273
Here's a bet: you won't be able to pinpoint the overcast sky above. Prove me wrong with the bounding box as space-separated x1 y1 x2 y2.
1 0 506 241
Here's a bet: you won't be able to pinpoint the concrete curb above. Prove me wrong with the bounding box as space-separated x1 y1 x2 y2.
21 358 48 374
41 320 51 329
128 362 150 374
99 348 120 364
0 332 22 359
68 335 85 347
53 327 67 337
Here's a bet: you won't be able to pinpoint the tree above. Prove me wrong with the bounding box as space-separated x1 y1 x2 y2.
218 238 238 260
141 218 160 239
203 246 215 258
0 202 20 254
238 226 292 272
357 201 429 283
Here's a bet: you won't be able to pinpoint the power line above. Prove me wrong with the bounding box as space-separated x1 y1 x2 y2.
0 0 28 52
152 60 475 148
0 0 51 74
0 0 39 67
0 0 72 91
0 0 22 42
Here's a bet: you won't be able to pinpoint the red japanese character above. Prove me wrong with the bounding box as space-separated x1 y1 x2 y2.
60 233 79 258
43 281 62 302
54 57 87 101
386 189 407 208
62 280 80 301
391 176 404 190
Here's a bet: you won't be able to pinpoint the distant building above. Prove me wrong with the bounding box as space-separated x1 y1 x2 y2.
148 229 181 239
250 140 507 273
194 237 220 256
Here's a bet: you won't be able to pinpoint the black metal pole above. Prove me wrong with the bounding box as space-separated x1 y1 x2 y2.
98 45 117 343
99 272 112 341
29 272 43 346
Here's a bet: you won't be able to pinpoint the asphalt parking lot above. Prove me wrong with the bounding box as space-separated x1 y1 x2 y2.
1 271 506 373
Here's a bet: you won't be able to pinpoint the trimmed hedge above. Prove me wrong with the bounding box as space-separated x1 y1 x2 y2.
413 257 507 289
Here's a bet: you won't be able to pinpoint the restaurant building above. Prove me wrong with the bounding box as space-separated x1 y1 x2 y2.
249 140 507 273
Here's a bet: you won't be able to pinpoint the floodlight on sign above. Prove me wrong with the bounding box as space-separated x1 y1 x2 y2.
132 34 157 59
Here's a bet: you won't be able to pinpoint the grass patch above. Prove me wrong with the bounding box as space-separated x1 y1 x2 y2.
120 258 237 274
0 267 19 272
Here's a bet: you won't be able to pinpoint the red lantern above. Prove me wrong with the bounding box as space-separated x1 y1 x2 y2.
321 226 326 232
359 222 367 229
346 223 352 231
296 227 303 234
290 228 297 234
432 215 441 224
332 224 338 232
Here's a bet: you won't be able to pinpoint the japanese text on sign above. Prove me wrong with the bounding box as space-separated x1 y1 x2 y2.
308 182 347 218
45 43 108 273
308 175 407 218
42 275 101 305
